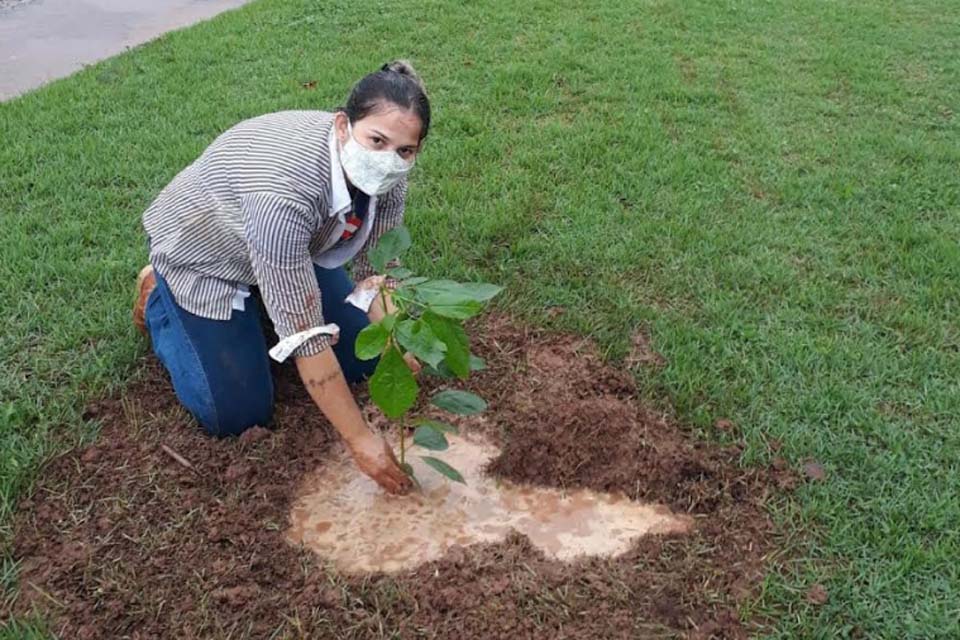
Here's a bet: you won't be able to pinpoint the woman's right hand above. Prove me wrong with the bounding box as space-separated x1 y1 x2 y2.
347 430 412 495
293 349 411 495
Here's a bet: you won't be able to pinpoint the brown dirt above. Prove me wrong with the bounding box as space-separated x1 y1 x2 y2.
624 329 668 370
806 584 829 606
8 314 793 639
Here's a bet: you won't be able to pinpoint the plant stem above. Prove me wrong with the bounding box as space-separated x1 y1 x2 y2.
379 283 391 319
382 280 407 467
391 292 421 308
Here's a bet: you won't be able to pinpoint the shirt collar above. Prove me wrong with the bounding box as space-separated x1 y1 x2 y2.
327 124 351 215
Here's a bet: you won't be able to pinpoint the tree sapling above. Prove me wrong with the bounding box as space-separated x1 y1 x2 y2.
353 225 501 485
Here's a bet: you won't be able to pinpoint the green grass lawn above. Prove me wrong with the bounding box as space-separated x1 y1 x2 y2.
2 0 958 636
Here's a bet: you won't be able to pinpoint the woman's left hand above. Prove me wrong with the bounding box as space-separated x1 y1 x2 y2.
356 276 421 374
361 275 391 323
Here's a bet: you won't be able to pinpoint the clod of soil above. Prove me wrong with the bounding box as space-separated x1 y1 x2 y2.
806 583 829 605
803 460 827 482
625 328 667 369
714 418 736 432
8 314 791 638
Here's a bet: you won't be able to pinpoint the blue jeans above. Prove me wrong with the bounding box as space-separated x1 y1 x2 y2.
145 265 376 437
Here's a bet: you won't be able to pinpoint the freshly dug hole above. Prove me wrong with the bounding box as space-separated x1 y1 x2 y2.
8 314 790 639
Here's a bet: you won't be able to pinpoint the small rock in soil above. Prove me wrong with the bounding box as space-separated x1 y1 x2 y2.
224 463 252 482
625 329 667 369
215 584 261 607
803 460 827 482
806 583 829 605
319 587 340 606
239 425 272 445
77 624 98 640
81 404 100 420
714 418 735 432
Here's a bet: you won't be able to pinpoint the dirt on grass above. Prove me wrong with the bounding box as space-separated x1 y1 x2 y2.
7 315 794 639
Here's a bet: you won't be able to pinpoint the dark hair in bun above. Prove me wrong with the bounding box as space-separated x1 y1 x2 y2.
344 60 431 141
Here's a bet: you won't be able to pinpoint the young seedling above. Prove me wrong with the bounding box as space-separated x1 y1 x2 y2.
353 225 501 485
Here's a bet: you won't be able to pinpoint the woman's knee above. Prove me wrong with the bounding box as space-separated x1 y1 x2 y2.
148 276 276 438
196 385 274 438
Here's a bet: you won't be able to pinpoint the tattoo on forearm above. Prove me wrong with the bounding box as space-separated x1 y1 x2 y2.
306 370 339 390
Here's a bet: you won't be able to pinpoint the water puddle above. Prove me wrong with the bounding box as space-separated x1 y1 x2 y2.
287 434 692 573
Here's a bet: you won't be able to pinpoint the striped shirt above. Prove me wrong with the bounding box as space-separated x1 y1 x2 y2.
142 110 407 357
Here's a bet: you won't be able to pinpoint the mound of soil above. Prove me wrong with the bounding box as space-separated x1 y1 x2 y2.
483 328 768 514
8 315 792 639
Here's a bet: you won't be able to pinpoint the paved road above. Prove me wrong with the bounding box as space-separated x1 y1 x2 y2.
0 0 253 100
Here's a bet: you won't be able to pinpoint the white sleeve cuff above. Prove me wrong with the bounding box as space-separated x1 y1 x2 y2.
268 324 340 362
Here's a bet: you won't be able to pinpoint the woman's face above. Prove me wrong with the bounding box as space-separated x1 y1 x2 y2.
335 104 422 162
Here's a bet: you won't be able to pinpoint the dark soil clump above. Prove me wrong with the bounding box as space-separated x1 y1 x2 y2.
480 321 779 514
8 315 791 639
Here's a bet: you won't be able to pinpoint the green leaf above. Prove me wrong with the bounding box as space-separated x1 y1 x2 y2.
458 282 503 301
355 322 388 360
413 424 449 451
369 345 418 419
395 319 447 369
420 456 466 484
432 390 487 415
423 362 456 379
387 267 414 279
413 280 500 320
414 418 459 435
416 280 503 303
400 276 429 286
469 355 487 371
426 300 484 320
368 226 412 273
421 311 470 379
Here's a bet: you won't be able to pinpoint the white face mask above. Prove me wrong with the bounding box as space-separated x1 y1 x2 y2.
339 123 415 196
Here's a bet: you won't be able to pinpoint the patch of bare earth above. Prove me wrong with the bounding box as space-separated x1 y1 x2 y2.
8 315 793 638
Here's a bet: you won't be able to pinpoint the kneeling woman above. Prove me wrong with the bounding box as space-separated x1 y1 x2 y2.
133 61 429 495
